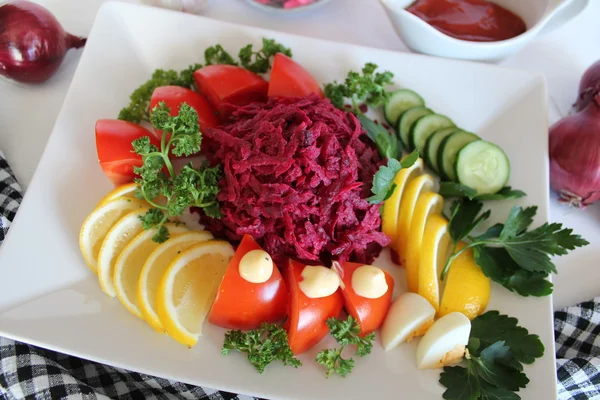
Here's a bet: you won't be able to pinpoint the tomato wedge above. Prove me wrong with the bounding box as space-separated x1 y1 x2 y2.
209 235 288 330
149 86 219 131
193 65 268 119
95 119 160 186
283 260 344 355
268 53 323 99
332 262 394 335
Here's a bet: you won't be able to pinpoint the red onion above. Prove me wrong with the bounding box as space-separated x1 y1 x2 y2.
549 94 600 207
0 0 86 83
575 60 600 112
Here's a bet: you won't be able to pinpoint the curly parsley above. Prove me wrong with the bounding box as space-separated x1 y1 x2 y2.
132 102 221 243
316 316 375 378
239 38 292 74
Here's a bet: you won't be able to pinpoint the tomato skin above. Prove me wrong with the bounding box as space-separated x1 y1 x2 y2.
283 260 344 355
332 261 394 335
149 86 219 131
193 65 268 119
268 53 323 99
95 119 160 186
209 235 288 330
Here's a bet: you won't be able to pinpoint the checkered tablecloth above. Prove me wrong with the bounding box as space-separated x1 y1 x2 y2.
0 149 598 399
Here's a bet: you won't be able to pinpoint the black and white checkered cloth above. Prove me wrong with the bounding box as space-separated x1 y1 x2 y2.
0 150 598 399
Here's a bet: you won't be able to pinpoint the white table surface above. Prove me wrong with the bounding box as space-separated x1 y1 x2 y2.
1 0 598 310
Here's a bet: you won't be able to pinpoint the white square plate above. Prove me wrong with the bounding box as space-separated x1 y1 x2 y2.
0 2 554 399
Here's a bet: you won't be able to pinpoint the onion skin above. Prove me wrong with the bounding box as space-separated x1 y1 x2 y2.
0 0 86 83
549 95 600 207
575 60 600 112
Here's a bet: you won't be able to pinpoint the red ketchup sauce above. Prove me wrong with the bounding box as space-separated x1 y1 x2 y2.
406 0 526 42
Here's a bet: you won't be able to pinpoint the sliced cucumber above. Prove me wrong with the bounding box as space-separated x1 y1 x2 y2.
398 106 433 150
456 140 510 195
384 89 425 126
424 127 459 173
438 131 479 181
409 114 455 155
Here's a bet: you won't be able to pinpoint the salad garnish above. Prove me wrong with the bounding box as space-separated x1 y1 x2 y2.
442 198 589 296
439 311 544 400
316 316 375 378
368 150 419 204
132 102 221 243
222 323 301 373
439 182 526 201
324 62 393 115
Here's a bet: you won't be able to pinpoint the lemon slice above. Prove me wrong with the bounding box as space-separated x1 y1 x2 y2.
138 230 214 333
382 157 424 250
439 242 491 320
418 214 451 311
396 173 436 261
97 207 149 297
157 240 234 347
113 223 190 319
79 197 146 273
405 192 444 292
97 183 139 207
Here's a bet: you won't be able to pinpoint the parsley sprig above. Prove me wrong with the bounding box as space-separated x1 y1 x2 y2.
440 311 544 400
439 182 527 201
368 150 419 204
133 102 221 243
441 199 588 296
324 63 394 115
118 65 201 123
222 323 301 373
239 38 293 74
315 316 375 378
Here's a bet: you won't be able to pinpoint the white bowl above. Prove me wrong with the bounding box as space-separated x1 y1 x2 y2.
380 0 590 62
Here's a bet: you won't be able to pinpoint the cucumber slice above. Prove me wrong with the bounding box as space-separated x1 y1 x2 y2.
398 106 433 150
438 131 479 181
456 140 510 195
424 127 459 173
409 114 455 155
384 89 425 126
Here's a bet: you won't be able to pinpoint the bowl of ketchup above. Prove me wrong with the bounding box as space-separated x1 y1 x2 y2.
380 0 589 61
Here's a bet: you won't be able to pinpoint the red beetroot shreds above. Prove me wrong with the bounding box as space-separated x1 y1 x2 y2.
200 94 390 266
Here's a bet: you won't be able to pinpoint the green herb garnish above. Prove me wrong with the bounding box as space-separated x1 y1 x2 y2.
118 65 201 123
324 63 394 115
133 101 221 243
239 38 292 74
441 198 588 296
204 44 238 66
368 150 419 204
439 311 544 400
358 114 401 160
315 316 375 378
439 182 526 201
222 323 301 374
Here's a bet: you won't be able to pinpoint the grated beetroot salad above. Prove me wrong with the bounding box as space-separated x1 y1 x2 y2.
200 94 390 266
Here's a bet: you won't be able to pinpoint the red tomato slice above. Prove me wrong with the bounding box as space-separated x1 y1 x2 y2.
283 260 344 355
209 235 288 330
332 262 394 335
268 53 323 99
193 65 268 119
149 86 219 131
95 119 160 186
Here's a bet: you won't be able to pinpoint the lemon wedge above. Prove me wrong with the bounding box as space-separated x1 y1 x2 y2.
138 230 214 332
97 208 149 297
97 183 139 207
79 197 146 273
156 240 233 346
396 173 436 261
113 223 190 319
439 242 491 320
418 214 451 311
405 192 444 292
381 157 424 250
